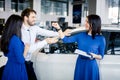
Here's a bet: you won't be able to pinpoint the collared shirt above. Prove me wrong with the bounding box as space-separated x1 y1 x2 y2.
21 24 58 61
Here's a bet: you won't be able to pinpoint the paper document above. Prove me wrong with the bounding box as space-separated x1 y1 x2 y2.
74 49 91 58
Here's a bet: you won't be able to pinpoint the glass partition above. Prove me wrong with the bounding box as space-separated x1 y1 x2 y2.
108 0 120 24
41 0 68 16
11 0 31 12
0 0 5 11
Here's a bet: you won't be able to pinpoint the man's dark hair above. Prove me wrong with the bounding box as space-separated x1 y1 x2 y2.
21 8 36 19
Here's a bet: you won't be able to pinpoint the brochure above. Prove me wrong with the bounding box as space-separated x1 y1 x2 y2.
74 49 91 58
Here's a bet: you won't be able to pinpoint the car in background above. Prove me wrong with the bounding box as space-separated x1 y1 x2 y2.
31 25 120 80
0 25 120 80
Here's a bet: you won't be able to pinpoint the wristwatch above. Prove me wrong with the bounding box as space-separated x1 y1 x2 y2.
56 28 61 31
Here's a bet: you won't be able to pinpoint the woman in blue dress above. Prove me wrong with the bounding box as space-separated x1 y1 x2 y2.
52 14 106 80
1 14 29 80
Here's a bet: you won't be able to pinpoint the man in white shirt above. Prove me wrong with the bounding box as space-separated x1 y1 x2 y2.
21 8 59 80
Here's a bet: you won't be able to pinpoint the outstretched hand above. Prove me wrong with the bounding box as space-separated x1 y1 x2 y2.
52 22 60 29
63 29 72 36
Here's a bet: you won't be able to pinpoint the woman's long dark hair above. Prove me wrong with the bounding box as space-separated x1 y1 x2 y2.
87 14 101 39
1 14 23 53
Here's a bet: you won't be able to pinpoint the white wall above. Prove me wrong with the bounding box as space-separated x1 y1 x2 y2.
88 0 96 15
96 0 110 24
82 0 111 25
33 0 41 20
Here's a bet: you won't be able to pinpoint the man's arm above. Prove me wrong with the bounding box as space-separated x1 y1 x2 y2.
28 40 47 53
35 26 71 37
36 26 59 37
28 37 58 53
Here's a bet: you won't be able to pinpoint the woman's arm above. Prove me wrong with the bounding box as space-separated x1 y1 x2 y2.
90 53 102 60
90 36 106 60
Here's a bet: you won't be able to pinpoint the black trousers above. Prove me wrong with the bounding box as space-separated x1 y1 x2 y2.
25 61 37 80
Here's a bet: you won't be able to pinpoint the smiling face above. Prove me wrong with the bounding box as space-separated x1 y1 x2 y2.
26 12 36 26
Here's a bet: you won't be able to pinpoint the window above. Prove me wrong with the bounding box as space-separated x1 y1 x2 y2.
11 0 31 12
18 1 30 12
53 1 67 15
41 0 52 15
41 0 68 16
108 0 120 24
102 26 120 55
105 32 120 55
0 0 5 11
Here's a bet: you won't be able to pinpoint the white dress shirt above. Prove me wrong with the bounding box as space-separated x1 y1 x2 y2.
21 24 58 61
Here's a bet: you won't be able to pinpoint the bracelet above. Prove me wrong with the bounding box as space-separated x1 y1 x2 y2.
56 28 61 32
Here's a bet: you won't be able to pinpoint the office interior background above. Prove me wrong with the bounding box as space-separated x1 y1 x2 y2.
0 0 120 80
0 0 120 27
